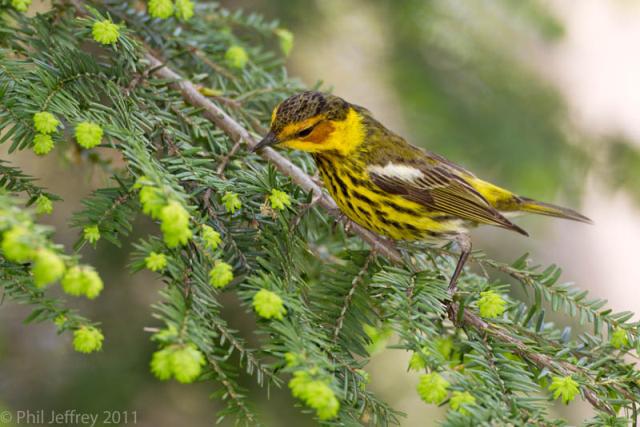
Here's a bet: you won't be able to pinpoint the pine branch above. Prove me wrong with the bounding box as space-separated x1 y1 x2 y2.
454 305 615 414
139 52 623 415
206 354 260 426
0 262 91 328
0 194 98 333
71 181 136 249
0 160 57 200
143 52 404 265
2 2 633 423
477 254 639 332
211 321 281 388
332 250 375 343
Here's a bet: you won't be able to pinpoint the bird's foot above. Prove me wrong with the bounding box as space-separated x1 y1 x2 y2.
331 211 351 233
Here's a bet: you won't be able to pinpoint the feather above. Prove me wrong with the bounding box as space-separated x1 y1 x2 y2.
368 161 529 236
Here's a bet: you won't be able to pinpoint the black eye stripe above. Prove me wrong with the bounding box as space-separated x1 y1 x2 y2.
297 126 314 137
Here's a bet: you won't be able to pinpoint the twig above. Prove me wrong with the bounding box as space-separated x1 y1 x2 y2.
206 355 258 425
212 322 281 387
453 305 615 415
216 139 243 177
124 65 153 96
289 191 322 233
143 53 404 265
201 188 250 271
63 0 636 416
189 47 238 81
131 51 618 416
333 251 376 343
234 87 281 103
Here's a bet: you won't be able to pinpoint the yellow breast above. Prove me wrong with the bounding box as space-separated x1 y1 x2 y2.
314 155 466 241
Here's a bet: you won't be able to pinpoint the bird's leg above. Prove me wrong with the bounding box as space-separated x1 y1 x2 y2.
448 234 471 295
332 211 350 233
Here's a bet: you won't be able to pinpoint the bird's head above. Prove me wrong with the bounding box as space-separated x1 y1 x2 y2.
252 91 365 156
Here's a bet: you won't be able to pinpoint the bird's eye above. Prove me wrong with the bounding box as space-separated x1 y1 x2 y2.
297 127 314 138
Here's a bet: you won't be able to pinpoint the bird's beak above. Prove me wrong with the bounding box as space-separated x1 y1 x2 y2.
250 131 278 152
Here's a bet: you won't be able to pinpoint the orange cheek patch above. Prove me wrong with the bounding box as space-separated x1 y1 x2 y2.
304 121 334 144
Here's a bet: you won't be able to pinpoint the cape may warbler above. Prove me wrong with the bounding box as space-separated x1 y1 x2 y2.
252 91 591 291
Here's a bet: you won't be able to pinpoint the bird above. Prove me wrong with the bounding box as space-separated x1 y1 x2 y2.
251 91 591 293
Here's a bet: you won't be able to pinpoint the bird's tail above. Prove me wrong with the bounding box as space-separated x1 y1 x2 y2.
518 197 592 224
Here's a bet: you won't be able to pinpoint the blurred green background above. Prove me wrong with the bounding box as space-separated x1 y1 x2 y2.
3 0 640 425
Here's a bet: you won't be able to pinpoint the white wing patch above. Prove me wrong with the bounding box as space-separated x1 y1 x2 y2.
368 163 423 181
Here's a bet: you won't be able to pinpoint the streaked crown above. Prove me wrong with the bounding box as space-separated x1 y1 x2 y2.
250 91 366 156
271 91 349 134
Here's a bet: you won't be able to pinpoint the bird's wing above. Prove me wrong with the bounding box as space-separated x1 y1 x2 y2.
367 160 528 235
